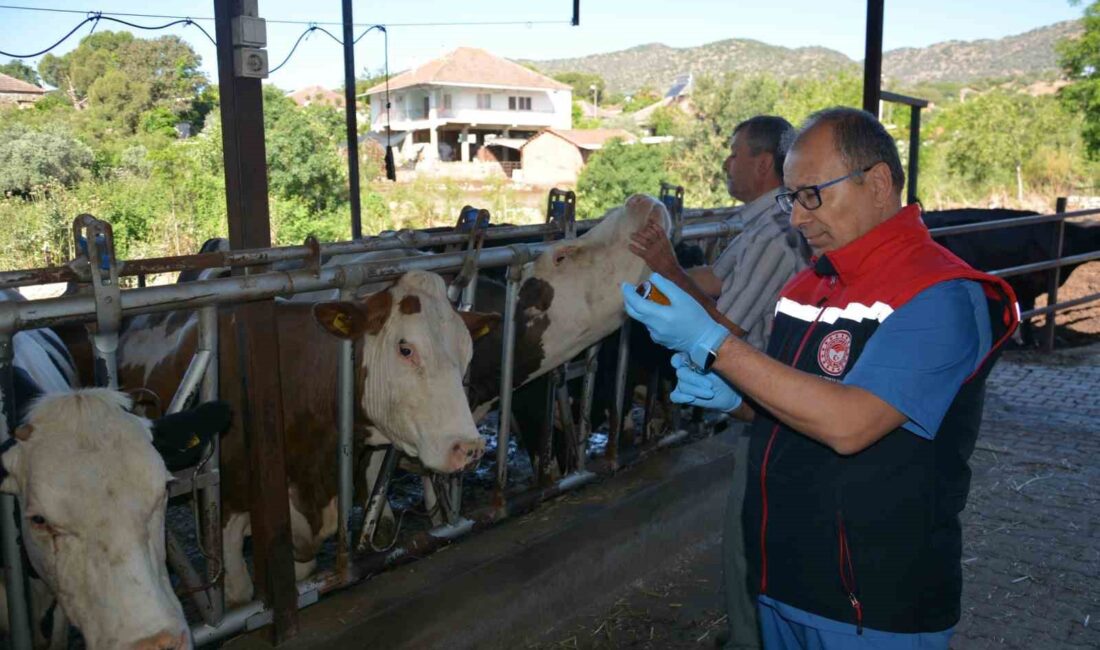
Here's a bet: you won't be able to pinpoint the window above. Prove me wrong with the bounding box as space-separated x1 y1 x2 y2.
443 94 452 110
508 96 532 111
477 93 492 109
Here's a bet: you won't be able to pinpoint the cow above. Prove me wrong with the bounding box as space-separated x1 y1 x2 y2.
114 270 498 606
923 209 1100 345
487 239 706 475
0 292 225 650
464 194 674 446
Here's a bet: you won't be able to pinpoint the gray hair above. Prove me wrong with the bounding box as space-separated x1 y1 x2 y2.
797 107 905 194
732 115 794 180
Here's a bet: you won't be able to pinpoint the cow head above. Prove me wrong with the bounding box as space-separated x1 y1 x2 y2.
0 389 224 650
313 271 498 473
520 193 672 377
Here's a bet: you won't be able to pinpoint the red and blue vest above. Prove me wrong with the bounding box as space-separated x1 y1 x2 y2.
742 204 1019 633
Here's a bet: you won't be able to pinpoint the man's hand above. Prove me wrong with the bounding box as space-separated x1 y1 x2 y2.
669 353 743 413
621 273 730 368
629 219 681 279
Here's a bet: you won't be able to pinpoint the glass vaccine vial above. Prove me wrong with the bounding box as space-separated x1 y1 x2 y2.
635 280 671 305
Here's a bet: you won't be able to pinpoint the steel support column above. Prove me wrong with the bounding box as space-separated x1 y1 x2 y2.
862 0 884 114
214 0 298 642
342 0 363 240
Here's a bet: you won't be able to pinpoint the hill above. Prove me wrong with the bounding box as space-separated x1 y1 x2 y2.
526 19 1083 94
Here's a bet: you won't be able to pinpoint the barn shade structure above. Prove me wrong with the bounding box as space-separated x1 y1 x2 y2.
7 2 1095 649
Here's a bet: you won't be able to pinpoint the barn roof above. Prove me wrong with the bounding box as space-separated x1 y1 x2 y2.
363 47 571 95
525 128 637 151
0 72 46 95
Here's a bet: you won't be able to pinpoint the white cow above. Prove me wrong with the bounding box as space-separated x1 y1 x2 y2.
0 390 194 650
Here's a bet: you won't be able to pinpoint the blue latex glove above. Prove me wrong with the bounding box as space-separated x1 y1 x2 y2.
621 272 730 369
668 353 743 413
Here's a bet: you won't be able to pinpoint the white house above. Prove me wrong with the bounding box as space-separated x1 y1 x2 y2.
361 47 572 167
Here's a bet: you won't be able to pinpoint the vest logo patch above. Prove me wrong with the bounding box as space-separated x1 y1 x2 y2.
817 330 852 377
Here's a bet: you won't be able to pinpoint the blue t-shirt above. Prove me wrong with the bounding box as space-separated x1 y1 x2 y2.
758 279 992 649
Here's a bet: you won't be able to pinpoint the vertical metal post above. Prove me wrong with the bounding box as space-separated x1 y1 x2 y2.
0 332 33 650
78 217 121 389
577 343 599 472
862 0 884 114
197 305 224 624
214 0 298 641
907 105 922 205
605 321 632 468
336 284 355 577
1042 198 1067 353
342 0 363 240
494 259 523 508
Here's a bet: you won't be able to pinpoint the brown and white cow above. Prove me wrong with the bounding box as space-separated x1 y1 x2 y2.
0 389 206 650
466 193 672 416
116 270 497 605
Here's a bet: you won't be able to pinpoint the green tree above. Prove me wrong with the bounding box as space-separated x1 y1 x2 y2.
623 86 662 113
0 59 40 86
553 71 606 104
0 125 94 194
925 91 1077 199
263 87 348 213
576 140 672 218
1057 0 1100 159
667 74 781 207
37 31 206 121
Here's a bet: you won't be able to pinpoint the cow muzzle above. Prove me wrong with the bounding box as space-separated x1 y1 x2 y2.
130 629 189 650
448 438 486 473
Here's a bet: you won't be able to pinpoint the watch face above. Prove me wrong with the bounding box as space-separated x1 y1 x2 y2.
702 350 717 372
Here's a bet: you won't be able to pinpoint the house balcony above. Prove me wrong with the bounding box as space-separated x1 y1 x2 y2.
370 107 562 133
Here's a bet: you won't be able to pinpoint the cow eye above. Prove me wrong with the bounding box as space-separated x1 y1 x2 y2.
398 340 413 358
29 515 46 526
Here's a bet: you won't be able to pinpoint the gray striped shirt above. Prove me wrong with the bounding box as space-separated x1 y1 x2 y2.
713 187 809 351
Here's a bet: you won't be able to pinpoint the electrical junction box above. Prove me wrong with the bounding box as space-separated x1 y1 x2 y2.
232 16 267 47
234 47 269 79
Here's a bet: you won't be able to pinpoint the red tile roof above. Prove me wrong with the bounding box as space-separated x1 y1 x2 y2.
365 47 570 95
528 128 637 150
0 72 46 95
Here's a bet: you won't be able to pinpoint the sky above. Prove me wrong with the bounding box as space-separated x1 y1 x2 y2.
0 1 1088 92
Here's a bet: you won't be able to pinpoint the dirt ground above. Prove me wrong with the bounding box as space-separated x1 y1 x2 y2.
524 342 1100 650
1033 261 1100 345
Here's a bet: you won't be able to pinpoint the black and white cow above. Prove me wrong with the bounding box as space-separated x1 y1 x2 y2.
0 290 228 650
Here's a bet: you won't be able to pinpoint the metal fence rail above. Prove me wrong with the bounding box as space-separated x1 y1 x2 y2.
0 198 1097 647
0 207 740 648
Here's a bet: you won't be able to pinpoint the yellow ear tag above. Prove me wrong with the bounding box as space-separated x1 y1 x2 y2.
332 312 351 336
186 435 201 450
476 325 490 339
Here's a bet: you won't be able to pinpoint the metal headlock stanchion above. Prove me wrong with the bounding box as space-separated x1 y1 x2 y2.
0 211 742 647
0 329 32 649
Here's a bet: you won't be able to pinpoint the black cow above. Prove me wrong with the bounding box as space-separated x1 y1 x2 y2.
923 208 1100 345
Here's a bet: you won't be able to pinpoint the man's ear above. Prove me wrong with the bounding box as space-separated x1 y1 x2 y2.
868 162 895 208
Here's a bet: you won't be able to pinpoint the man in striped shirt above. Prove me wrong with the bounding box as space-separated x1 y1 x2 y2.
629 115 809 649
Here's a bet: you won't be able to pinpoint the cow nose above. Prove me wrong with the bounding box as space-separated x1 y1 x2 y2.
449 439 486 472
131 630 188 650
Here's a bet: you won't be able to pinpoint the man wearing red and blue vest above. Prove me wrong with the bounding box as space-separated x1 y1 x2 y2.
621 107 1019 649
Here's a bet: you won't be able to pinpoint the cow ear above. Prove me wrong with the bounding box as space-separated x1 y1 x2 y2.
150 401 232 472
0 439 23 495
458 311 501 342
313 301 369 339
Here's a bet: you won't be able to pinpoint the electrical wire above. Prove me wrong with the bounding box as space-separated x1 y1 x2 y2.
0 5 571 28
268 24 342 73
0 12 215 57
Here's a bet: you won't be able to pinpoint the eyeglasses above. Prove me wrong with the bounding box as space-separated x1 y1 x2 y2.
775 164 877 214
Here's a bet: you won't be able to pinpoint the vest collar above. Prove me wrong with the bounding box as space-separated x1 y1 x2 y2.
812 204 928 284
